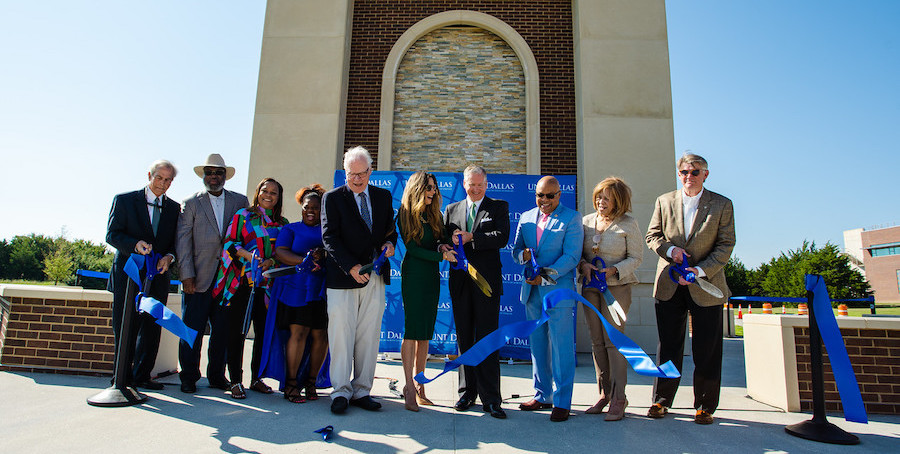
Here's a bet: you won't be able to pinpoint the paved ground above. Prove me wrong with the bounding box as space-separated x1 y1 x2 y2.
2 338 898 453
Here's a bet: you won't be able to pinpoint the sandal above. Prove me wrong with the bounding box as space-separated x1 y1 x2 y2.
415 384 434 406
230 383 246 399
283 379 306 404
304 379 319 401
250 379 274 394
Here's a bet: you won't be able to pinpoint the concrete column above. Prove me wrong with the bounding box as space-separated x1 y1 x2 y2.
247 0 353 220
573 0 676 353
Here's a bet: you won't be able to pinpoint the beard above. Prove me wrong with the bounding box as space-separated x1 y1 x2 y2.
205 181 224 192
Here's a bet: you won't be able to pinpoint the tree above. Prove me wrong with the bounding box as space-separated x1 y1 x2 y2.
43 249 74 285
6 234 53 280
760 241 870 306
724 257 754 296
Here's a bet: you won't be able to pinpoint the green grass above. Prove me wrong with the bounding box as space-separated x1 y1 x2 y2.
0 279 58 286
729 305 899 338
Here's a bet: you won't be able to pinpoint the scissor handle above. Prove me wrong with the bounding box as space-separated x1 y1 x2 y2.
669 261 696 284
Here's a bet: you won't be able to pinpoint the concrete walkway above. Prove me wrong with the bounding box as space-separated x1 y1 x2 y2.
2 338 898 453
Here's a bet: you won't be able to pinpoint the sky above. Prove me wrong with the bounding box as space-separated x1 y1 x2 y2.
1 1 897 268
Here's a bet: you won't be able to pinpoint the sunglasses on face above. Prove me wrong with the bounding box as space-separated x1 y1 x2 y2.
679 169 702 177
204 169 226 177
535 191 559 199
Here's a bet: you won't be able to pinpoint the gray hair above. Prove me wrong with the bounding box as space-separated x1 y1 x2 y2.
676 152 708 171
343 146 373 171
149 160 177 177
463 164 487 182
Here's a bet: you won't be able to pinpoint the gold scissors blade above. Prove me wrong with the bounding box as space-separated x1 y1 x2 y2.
467 264 493 297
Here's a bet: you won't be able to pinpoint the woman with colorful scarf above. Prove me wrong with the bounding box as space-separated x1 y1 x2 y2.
212 177 288 399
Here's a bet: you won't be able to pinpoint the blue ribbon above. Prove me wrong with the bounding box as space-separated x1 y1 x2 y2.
123 253 198 346
314 425 334 441
805 274 867 423
415 288 679 384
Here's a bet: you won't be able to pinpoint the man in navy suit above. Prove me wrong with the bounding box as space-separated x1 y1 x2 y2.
106 160 181 390
444 165 510 419
321 146 397 414
512 176 583 422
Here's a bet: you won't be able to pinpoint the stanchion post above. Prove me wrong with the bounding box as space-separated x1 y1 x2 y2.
784 280 859 444
87 278 148 407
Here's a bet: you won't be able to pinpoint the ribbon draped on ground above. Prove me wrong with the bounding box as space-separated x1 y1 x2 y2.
415 288 679 384
123 253 198 346
806 274 867 423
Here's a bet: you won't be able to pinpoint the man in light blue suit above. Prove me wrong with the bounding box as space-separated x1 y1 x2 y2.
512 176 583 422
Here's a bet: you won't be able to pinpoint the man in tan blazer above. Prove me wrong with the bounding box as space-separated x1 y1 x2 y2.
645 153 735 425
175 154 248 393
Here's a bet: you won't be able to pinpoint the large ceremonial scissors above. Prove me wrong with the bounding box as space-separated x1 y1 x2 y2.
448 234 492 297
581 257 627 326
262 249 323 279
241 253 264 335
357 248 389 276
523 248 558 285
669 259 724 298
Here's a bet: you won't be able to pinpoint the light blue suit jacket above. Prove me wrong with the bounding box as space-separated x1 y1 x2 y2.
512 204 583 305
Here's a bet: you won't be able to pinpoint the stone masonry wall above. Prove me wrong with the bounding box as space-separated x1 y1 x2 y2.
345 0 575 174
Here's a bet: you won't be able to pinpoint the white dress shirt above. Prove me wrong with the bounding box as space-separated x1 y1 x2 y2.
208 191 226 234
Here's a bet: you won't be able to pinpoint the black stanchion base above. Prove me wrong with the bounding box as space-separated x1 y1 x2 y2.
785 419 860 445
87 386 148 407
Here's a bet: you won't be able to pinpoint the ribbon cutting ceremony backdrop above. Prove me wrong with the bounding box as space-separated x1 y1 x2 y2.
334 171 577 359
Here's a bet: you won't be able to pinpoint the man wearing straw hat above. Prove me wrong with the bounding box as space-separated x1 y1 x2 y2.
175 154 248 393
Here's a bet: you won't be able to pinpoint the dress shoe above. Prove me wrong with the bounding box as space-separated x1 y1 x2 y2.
180 382 197 394
604 399 627 421
549 407 569 422
403 385 419 412
647 403 668 418
208 379 231 391
135 379 164 390
349 395 382 411
455 397 476 412
518 399 552 411
415 384 434 406
331 396 349 414
483 403 507 419
229 383 246 399
694 410 714 425
585 396 610 415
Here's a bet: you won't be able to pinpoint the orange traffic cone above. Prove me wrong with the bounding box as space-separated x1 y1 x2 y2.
737 304 743 319
782 304 787 315
748 305 753 314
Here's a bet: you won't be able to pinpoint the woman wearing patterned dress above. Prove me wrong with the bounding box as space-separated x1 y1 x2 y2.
397 171 456 411
578 177 642 420
212 178 288 399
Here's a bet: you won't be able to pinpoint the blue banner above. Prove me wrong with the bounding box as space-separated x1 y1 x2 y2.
334 171 577 359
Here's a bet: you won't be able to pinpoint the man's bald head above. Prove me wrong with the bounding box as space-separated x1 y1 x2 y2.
535 176 561 215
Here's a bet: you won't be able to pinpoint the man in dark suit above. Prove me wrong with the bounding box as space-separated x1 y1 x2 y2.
175 154 249 393
443 165 510 419
321 146 397 414
645 153 735 425
106 160 181 390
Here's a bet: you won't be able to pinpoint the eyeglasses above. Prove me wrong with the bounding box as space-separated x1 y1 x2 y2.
204 169 226 177
348 168 370 179
424 184 435 191
535 191 560 199
679 169 702 177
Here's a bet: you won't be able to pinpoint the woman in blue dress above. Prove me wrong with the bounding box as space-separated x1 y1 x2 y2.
261 184 329 403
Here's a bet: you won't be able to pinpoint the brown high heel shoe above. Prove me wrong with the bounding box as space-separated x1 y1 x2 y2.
585 396 610 414
404 385 419 412
415 383 434 406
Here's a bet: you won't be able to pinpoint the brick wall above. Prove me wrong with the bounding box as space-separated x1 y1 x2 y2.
794 326 900 414
0 295 114 375
345 0 576 174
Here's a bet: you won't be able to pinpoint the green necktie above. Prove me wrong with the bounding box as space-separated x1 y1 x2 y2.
467 203 477 232
151 197 161 235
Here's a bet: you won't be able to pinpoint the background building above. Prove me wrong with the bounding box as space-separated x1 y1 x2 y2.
247 0 677 351
858 225 900 304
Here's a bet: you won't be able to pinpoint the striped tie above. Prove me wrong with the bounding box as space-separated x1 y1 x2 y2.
359 192 372 231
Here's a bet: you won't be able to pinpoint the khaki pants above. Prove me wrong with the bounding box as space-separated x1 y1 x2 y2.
582 284 632 401
326 278 386 400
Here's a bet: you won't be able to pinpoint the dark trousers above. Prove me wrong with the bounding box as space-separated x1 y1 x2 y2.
111 273 164 384
452 282 501 406
652 285 724 413
223 284 267 384
178 288 227 385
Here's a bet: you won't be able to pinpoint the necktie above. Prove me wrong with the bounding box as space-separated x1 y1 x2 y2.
467 203 477 232
536 213 548 245
151 197 161 235
359 192 372 231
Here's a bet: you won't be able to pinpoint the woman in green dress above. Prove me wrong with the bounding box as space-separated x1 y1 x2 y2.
397 171 456 412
